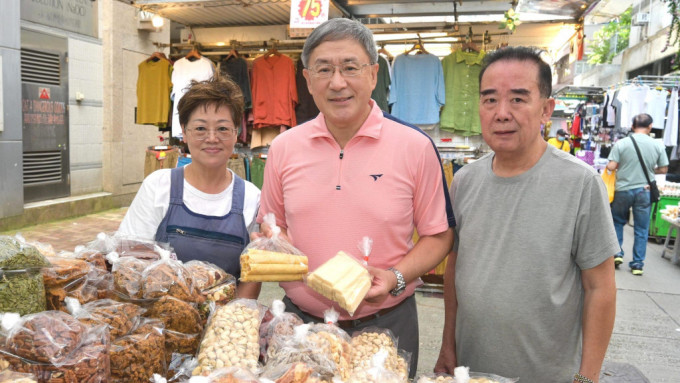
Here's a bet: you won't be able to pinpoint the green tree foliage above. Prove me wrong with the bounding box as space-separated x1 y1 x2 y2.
587 7 632 65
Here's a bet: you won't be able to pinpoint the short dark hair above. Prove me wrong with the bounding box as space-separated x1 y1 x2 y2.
177 75 244 130
632 113 653 129
479 46 552 98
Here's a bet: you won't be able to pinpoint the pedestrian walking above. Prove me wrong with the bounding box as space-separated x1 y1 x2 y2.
606 113 669 275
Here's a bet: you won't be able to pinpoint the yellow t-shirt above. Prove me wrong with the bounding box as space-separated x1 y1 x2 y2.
136 59 173 125
548 137 571 152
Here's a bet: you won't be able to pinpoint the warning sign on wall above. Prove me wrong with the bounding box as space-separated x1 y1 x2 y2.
290 0 329 29
39 87 51 100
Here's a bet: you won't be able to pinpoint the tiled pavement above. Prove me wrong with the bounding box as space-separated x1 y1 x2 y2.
0 207 128 252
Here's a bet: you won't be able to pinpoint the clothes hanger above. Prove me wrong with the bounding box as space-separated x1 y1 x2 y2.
264 41 281 58
405 34 429 55
185 46 202 61
225 48 239 60
377 43 393 60
146 51 168 63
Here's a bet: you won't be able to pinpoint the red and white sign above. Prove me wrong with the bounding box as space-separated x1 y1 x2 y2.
290 0 329 29
39 87 50 100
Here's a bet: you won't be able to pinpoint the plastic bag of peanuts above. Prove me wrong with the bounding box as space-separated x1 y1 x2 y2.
347 349 406 383
193 299 266 376
349 327 410 380
415 366 518 383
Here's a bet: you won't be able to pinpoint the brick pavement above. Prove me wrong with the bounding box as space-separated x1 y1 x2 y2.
0 207 128 252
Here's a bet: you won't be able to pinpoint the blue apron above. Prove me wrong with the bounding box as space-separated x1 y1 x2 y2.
155 167 250 278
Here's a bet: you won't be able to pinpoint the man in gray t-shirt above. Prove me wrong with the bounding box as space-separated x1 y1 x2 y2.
435 47 618 383
606 113 669 275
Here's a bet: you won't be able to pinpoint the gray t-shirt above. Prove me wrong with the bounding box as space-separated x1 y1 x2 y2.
451 145 619 382
608 133 669 191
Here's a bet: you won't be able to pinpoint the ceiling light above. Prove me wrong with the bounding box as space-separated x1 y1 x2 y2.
152 15 164 28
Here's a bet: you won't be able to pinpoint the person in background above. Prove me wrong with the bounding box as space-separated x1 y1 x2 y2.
548 128 571 152
118 76 261 298
254 18 454 377
606 113 668 276
435 46 618 383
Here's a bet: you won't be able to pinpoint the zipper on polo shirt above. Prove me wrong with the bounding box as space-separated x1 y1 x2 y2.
336 150 344 191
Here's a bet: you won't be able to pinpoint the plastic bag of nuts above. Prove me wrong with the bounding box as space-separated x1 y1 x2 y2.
259 300 303 361
264 323 347 382
110 317 166 383
46 267 113 313
193 299 266 376
199 278 237 321
347 348 406 383
184 261 230 291
140 258 201 303
0 370 38 383
144 296 203 334
415 367 518 383
164 331 200 365
5 310 86 364
110 255 152 299
0 323 111 383
349 327 409 380
189 366 260 382
67 298 145 339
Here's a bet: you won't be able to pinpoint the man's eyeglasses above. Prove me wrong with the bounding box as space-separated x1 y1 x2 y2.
308 62 371 78
187 126 236 141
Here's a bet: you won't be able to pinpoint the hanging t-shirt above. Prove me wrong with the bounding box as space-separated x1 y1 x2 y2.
664 89 679 148
371 55 391 112
440 50 485 136
389 53 445 124
603 91 616 127
171 56 215 138
645 88 668 129
136 58 173 125
295 57 319 125
616 84 649 128
220 56 252 109
251 54 298 129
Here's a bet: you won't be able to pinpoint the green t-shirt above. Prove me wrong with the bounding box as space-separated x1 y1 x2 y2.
608 133 669 191
440 50 485 136
371 55 391 112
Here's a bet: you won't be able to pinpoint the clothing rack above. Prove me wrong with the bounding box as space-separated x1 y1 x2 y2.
159 39 305 57
617 75 680 89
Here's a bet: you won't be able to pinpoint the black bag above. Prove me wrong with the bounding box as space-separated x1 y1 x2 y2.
630 136 660 204
648 181 660 203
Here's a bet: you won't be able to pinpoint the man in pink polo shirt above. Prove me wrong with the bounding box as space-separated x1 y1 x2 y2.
255 18 454 377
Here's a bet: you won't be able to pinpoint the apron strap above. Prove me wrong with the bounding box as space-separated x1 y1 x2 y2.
169 167 185 205
230 173 246 215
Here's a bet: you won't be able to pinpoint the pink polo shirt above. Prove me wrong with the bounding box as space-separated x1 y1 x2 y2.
258 101 452 319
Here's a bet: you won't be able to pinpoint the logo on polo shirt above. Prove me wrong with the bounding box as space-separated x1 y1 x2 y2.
370 174 383 181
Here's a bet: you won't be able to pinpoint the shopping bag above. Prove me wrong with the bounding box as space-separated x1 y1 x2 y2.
601 169 616 203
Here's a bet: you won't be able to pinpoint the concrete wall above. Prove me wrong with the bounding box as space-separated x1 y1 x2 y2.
100 0 170 198
69 37 104 195
0 1 23 218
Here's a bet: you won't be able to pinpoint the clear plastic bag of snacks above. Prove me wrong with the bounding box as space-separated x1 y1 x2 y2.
194 299 266 376
260 300 303 361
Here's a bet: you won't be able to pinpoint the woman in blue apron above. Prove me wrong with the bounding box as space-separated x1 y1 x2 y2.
118 76 261 298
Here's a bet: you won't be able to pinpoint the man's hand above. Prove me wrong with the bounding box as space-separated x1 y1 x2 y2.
434 343 457 374
363 266 397 304
249 222 291 242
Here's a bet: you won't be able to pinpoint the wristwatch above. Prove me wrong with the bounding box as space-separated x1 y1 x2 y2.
388 267 406 296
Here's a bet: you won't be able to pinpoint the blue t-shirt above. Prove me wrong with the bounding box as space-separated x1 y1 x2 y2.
388 53 445 124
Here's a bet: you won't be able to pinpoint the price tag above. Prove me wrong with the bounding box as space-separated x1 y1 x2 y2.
290 0 329 29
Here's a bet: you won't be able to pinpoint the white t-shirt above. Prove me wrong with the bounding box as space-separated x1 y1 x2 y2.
118 168 260 241
171 57 215 138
